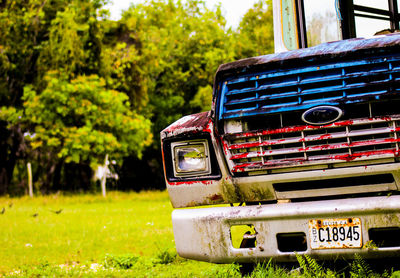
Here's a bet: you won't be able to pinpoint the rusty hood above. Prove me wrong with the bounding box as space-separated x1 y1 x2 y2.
160 111 212 139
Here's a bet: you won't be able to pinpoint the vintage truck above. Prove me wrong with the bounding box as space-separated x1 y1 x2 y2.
161 0 400 264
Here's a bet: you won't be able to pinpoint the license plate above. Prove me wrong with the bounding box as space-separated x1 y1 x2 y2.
309 218 362 249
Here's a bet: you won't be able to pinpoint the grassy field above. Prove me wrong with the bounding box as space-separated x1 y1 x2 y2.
0 191 399 277
0 191 236 277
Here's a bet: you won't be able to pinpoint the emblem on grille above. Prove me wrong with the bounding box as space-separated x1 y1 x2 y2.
301 106 343 125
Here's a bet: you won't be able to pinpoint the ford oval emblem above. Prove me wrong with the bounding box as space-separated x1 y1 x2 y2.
301 106 343 125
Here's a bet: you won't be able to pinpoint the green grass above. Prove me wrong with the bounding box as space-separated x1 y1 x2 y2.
0 192 170 270
0 191 237 277
0 191 399 277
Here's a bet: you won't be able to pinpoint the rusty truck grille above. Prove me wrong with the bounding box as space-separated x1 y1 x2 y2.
219 52 400 175
223 116 400 174
219 54 400 120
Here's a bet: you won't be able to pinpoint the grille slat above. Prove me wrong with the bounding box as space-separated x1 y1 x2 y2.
223 116 400 174
229 126 396 151
232 149 399 173
231 138 400 160
224 83 399 114
220 55 400 120
226 116 398 139
226 57 390 88
226 68 394 98
225 75 396 105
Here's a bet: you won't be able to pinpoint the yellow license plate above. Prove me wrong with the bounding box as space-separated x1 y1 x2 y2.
309 218 362 249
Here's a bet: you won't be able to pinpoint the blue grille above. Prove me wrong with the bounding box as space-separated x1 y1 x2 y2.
218 54 400 120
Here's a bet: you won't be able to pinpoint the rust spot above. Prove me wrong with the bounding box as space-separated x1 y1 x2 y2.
208 194 223 201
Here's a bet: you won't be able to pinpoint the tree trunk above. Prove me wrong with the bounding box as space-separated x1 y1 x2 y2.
0 123 24 195
41 155 57 194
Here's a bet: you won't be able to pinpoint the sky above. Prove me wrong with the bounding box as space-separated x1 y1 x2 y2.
104 0 259 29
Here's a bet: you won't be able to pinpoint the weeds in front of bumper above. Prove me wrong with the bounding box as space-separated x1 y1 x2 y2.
295 254 335 277
154 247 177 265
349 254 393 278
240 254 399 277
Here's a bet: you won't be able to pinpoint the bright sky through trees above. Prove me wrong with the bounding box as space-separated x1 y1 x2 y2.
105 0 259 28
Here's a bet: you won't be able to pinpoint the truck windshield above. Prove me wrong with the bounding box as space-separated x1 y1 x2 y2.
295 0 400 48
353 0 397 37
303 0 341 47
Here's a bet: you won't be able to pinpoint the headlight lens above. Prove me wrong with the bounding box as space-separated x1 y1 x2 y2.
172 140 211 177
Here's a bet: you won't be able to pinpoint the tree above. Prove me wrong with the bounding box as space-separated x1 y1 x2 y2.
103 0 236 189
0 0 151 193
0 0 51 193
3 73 152 192
235 0 274 59
0 0 276 193
112 0 235 135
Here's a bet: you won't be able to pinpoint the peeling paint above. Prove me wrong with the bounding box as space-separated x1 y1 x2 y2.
161 111 212 139
225 116 393 139
224 115 400 173
232 149 400 172
230 138 400 160
216 34 400 76
167 180 214 186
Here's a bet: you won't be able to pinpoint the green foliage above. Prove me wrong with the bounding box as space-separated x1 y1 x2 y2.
296 254 335 278
248 261 291 278
363 240 378 250
104 254 139 269
350 254 375 278
0 0 107 103
235 0 274 59
36 0 107 78
393 271 400 277
0 188 398 278
190 85 213 112
204 263 241 278
0 0 44 106
0 0 275 192
111 0 237 145
0 106 22 123
0 0 113 192
42 6 87 74
154 248 177 265
0 191 173 274
19 73 152 165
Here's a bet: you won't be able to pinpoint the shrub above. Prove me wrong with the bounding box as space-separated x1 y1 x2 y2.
104 254 139 269
154 248 177 265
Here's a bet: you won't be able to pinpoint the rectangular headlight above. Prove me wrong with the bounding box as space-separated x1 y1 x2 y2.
171 140 211 177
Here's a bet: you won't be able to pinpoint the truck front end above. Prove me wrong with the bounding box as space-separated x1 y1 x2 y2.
161 0 400 264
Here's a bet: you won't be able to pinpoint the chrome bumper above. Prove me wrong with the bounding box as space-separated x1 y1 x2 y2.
172 196 400 263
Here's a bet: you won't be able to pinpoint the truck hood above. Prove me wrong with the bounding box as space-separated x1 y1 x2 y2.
215 33 400 80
